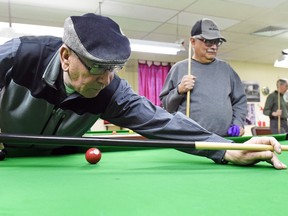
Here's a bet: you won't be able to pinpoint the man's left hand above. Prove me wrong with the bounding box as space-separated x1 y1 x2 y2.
224 136 287 170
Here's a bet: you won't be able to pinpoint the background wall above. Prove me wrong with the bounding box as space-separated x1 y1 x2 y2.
231 61 288 135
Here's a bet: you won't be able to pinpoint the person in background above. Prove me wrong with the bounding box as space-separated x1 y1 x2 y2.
263 79 288 134
0 13 285 169
160 18 247 137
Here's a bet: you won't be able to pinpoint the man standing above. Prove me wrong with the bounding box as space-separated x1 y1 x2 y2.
263 79 288 134
160 18 247 137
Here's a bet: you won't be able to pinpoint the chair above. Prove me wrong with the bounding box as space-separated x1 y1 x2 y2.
251 126 272 136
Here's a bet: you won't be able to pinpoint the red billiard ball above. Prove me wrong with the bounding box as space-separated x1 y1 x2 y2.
85 148 102 164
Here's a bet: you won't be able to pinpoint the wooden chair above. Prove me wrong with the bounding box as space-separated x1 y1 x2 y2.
251 126 272 136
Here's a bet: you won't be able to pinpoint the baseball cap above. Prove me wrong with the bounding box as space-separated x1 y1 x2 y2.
62 13 131 66
191 18 226 42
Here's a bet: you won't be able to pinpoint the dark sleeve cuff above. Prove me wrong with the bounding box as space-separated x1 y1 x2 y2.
219 155 228 164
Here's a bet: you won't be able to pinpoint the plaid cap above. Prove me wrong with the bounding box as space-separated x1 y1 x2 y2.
62 13 131 65
191 18 226 42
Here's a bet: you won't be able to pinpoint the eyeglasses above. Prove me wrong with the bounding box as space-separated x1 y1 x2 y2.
71 50 123 75
195 37 223 47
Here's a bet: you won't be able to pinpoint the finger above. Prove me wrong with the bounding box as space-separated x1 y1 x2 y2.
246 150 286 169
245 151 274 166
270 154 287 170
239 128 245 136
245 137 282 154
251 150 273 160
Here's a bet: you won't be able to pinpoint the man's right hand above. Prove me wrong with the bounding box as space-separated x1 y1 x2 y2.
177 75 196 94
273 109 282 117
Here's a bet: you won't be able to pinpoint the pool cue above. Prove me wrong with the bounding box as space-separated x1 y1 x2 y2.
278 89 281 133
186 39 192 117
0 133 288 151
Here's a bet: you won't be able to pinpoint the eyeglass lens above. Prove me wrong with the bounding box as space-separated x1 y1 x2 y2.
198 38 223 47
71 49 122 75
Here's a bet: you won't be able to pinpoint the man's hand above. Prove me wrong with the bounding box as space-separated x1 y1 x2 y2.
177 75 196 94
239 127 245 136
272 109 282 117
223 136 287 170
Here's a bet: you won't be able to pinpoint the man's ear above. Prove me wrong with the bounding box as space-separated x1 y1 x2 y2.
59 44 71 71
190 37 196 47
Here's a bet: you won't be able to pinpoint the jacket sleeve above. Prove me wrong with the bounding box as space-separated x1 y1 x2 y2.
230 69 248 128
101 78 230 164
263 94 275 116
0 38 20 88
159 64 186 113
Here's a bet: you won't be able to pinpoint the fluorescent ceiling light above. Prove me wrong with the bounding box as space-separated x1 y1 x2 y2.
0 22 63 44
274 49 288 68
0 22 185 55
129 39 185 55
0 22 63 37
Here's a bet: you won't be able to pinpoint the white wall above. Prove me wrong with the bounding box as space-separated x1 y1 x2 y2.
230 61 288 135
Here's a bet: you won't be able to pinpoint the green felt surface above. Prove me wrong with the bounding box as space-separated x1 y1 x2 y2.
227 133 287 143
85 129 132 135
1 139 288 216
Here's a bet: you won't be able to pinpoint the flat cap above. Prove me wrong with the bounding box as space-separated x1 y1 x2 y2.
63 13 131 65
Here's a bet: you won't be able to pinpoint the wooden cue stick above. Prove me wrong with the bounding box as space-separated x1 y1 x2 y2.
0 133 288 151
186 39 192 117
278 89 281 133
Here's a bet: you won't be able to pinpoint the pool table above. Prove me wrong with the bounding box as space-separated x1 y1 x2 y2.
84 129 145 139
1 133 288 216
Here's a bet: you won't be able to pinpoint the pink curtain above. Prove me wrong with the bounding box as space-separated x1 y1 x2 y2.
138 61 171 106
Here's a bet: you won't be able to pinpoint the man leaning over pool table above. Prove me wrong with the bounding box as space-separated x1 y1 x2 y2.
0 13 286 169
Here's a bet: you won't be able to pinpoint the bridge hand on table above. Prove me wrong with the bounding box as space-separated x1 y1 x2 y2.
224 136 287 170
